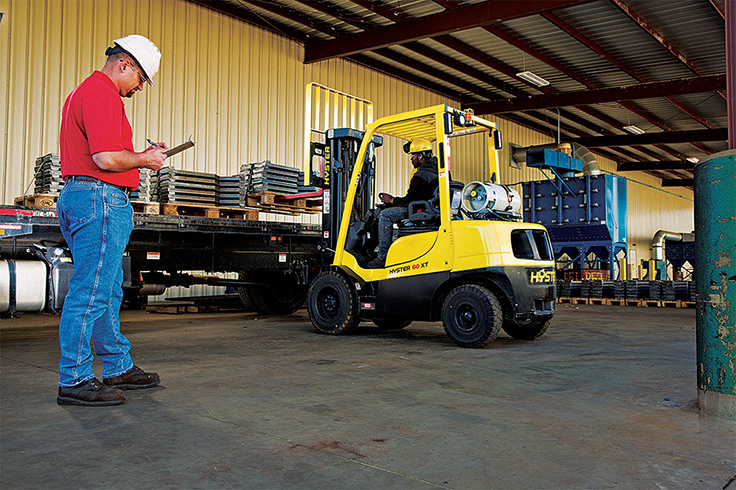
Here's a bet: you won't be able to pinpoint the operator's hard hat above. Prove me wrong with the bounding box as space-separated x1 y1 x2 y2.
405 138 433 154
108 35 161 87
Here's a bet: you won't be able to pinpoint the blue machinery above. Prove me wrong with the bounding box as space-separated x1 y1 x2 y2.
522 149 627 280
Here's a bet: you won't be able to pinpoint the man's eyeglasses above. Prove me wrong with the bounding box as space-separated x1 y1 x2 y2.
125 61 146 86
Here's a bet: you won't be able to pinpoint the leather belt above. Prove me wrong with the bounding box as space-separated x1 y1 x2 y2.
64 175 131 196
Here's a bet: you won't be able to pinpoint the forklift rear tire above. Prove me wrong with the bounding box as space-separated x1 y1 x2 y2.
442 285 502 348
307 271 359 335
502 318 551 340
371 318 412 331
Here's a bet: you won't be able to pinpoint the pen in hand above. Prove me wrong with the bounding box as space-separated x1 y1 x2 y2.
147 138 161 148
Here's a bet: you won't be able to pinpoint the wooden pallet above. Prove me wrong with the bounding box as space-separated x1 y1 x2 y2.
245 193 321 215
604 298 627 306
131 201 160 215
588 298 605 305
638 300 662 308
15 194 57 208
679 301 696 309
161 203 259 220
625 299 640 307
557 297 574 304
661 300 681 308
571 297 590 305
146 302 220 314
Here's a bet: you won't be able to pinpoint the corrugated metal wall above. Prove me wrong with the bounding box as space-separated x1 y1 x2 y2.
0 0 694 285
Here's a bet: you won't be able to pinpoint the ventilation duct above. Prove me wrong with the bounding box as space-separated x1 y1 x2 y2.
510 143 600 175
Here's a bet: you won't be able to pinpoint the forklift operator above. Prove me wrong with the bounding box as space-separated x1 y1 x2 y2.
367 138 439 269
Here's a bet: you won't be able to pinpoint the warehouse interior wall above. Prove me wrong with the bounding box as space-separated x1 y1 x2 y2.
0 0 694 285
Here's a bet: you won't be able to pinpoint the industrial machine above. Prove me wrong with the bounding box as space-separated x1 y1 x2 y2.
305 105 556 348
522 150 628 280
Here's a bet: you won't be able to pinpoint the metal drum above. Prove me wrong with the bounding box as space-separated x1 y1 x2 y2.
694 149 736 417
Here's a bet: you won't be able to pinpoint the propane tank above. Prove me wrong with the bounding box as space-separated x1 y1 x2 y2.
0 260 47 314
461 181 522 216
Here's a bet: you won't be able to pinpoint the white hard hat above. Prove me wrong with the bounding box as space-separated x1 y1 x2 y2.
111 35 161 87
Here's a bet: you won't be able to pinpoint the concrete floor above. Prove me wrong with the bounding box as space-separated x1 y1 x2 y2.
1 304 734 489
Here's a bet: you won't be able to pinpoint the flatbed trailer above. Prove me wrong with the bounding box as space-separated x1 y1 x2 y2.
0 205 322 315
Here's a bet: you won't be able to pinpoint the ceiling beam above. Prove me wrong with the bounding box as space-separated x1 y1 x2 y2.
188 0 310 42
345 54 463 100
617 161 695 172
349 1 407 22
466 74 726 114
661 178 694 187
304 0 590 63
569 129 727 147
543 12 716 132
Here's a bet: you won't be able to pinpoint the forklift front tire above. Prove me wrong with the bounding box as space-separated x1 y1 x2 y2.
307 271 360 335
442 285 502 348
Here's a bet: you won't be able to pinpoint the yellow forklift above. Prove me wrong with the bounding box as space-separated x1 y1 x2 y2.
306 105 555 348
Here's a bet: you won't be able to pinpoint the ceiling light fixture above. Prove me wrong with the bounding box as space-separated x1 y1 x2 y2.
516 70 550 87
623 125 645 135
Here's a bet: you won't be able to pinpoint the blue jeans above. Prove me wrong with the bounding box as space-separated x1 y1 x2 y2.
377 206 407 260
56 178 134 387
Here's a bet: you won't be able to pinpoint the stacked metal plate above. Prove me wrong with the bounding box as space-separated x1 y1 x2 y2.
601 281 616 298
150 167 217 205
582 280 603 298
217 175 241 208
34 154 64 194
648 281 662 300
130 168 150 202
613 280 626 299
239 161 299 199
625 280 648 299
297 171 318 193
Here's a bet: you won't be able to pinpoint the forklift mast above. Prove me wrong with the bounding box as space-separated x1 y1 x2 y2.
309 128 383 253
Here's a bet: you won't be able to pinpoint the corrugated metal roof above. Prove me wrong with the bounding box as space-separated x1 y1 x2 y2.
189 0 729 185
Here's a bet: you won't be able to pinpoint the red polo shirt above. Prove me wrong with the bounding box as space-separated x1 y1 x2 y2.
60 71 139 190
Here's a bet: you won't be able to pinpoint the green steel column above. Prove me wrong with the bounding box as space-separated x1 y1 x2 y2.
694 150 736 418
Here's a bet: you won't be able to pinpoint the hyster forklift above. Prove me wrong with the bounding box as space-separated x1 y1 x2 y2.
306 105 555 348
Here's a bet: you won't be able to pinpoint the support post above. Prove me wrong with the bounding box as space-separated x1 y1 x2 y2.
694 150 736 418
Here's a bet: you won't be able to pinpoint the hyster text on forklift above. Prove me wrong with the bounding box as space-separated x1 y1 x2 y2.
305 104 556 347
0 104 555 348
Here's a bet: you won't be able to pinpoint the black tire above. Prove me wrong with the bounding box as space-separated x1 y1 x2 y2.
307 271 359 334
442 285 502 348
238 271 307 315
502 318 551 340
237 286 255 310
371 318 412 331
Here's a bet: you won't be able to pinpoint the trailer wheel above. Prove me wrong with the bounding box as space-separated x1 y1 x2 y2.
239 271 306 315
371 318 412 331
502 318 551 340
237 285 255 310
442 285 502 348
307 271 359 335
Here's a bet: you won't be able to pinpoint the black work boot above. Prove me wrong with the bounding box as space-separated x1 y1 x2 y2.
103 365 160 390
366 257 385 269
57 378 125 406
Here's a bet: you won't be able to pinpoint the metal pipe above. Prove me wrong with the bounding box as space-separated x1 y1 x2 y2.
572 144 601 175
651 230 684 261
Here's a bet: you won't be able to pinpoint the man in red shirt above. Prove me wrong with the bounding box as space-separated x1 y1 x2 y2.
56 35 168 406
